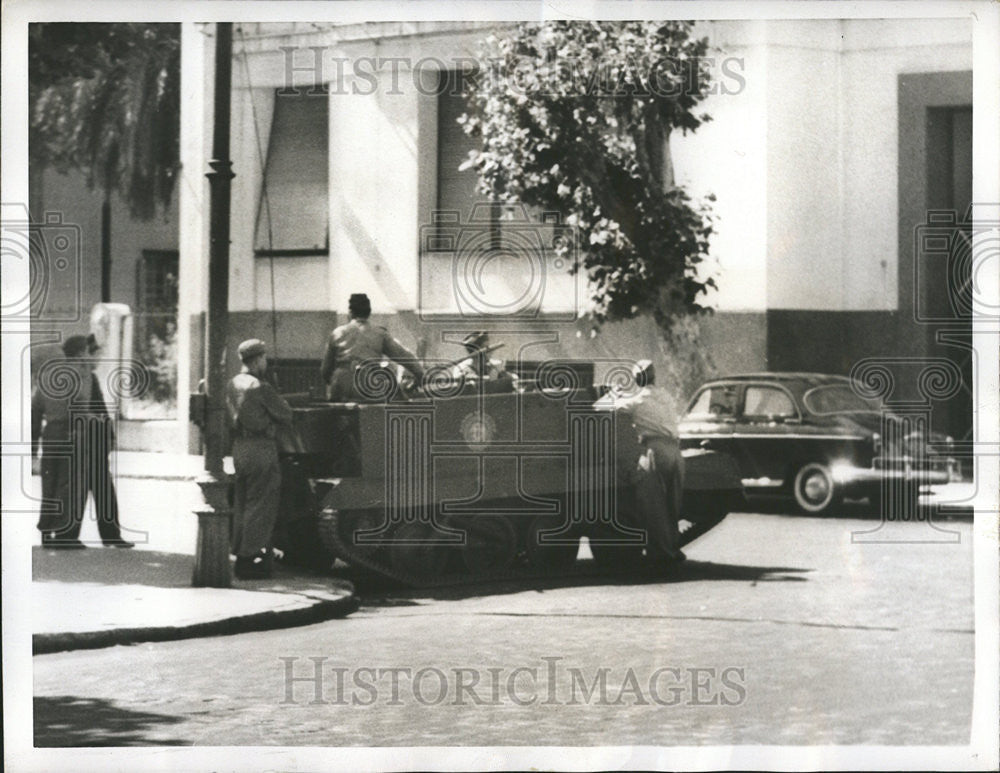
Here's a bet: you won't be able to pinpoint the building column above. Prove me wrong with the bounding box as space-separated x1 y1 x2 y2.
178 22 214 453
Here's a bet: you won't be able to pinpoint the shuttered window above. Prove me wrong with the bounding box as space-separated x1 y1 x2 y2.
254 89 329 255
433 74 555 246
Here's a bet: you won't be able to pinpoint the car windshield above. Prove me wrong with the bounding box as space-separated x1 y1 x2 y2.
804 384 883 415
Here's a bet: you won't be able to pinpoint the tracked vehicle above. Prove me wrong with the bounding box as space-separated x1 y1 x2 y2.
273 360 743 587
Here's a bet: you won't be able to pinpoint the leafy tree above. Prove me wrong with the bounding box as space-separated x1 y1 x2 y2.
459 21 717 332
29 23 180 220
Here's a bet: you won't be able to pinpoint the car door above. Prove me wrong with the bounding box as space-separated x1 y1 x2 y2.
679 382 741 460
732 383 800 489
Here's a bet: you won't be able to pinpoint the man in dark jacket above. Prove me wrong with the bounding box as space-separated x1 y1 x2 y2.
226 339 293 579
32 334 134 548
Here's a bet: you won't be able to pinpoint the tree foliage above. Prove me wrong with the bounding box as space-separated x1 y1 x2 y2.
459 21 717 331
29 23 180 220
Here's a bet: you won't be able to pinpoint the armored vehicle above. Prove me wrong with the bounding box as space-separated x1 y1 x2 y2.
274 359 743 587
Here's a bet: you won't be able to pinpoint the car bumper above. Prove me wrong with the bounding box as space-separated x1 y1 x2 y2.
832 457 959 491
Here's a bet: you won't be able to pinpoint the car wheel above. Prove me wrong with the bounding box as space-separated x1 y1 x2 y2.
792 463 841 515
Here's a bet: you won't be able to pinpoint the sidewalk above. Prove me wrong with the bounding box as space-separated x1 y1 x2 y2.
31 452 357 655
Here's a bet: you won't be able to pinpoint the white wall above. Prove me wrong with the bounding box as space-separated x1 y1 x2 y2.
222 18 973 320
676 18 972 313
329 70 421 312
838 18 972 312
762 21 844 311
672 20 769 314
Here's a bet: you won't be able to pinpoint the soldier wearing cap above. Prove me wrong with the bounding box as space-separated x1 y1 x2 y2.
595 359 685 563
451 331 513 385
226 338 293 579
320 293 426 402
31 333 133 548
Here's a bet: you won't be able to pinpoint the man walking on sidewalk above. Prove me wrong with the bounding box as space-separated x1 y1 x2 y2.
32 334 134 549
226 339 293 579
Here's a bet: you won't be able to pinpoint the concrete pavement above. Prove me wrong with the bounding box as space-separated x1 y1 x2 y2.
30 452 357 655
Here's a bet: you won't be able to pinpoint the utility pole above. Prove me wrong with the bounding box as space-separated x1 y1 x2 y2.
100 195 111 303
192 21 234 587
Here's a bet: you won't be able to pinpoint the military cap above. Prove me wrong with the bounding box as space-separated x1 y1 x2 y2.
238 338 267 362
462 331 489 350
62 334 91 357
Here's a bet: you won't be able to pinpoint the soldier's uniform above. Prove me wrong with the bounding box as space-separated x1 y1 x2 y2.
449 331 515 389
226 340 292 576
451 355 508 382
32 335 132 548
595 361 684 561
320 317 424 402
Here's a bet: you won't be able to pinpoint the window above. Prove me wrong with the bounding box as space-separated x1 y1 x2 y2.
424 73 574 318
686 385 739 420
136 250 178 312
254 89 329 255
742 386 797 421
432 74 557 246
804 384 881 415
436 81 480 224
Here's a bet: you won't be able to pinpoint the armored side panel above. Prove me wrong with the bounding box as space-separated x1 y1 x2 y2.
278 386 741 585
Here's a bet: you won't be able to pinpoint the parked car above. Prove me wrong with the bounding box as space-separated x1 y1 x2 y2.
678 373 960 514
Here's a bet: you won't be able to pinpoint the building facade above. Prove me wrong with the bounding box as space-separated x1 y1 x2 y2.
35 18 974 453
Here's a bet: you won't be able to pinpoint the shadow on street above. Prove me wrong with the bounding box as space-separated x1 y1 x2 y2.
34 695 189 747
342 558 813 606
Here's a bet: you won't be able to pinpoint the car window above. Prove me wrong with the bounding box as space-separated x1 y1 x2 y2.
803 384 882 415
742 386 797 420
686 385 739 420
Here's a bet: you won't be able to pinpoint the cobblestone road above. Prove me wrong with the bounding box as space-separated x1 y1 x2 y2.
32 511 975 748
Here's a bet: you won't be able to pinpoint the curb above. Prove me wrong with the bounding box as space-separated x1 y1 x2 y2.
33 587 359 656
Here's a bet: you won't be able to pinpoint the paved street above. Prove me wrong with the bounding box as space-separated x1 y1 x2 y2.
33 509 974 747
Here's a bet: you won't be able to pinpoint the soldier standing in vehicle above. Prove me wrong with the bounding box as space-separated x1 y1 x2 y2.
227 339 292 579
451 332 509 379
320 293 425 401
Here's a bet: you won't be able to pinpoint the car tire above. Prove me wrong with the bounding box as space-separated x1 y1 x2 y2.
792 463 841 515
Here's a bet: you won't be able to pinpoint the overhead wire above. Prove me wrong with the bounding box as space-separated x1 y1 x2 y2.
235 24 281 389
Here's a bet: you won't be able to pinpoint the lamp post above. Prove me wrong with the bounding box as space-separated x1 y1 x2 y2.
192 21 234 587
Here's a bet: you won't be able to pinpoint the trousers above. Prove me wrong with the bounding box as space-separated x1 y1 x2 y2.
37 418 125 542
231 436 281 557
632 435 683 555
